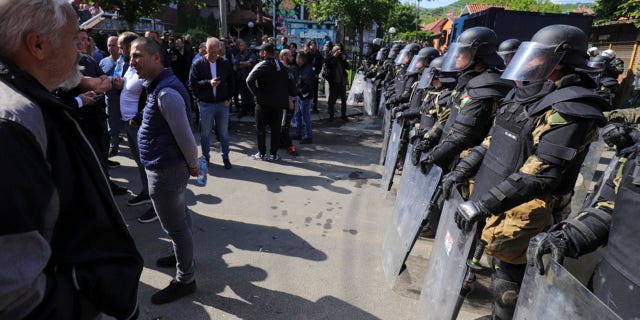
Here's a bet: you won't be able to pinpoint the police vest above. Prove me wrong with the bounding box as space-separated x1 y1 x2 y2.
603 149 640 286
471 83 607 201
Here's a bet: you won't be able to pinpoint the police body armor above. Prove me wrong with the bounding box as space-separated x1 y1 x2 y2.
440 68 511 143
419 88 452 133
471 83 608 201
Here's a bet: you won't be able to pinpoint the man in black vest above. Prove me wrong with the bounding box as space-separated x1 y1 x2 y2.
449 25 609 319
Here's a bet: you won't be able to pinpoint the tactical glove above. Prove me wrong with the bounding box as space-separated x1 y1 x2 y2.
454 200 490 232
527 229 569 275
441 170 465 200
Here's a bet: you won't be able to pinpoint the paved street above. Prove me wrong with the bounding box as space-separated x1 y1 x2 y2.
108 105 494 320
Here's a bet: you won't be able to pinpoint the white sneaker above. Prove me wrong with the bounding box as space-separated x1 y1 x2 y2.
251 152 266 160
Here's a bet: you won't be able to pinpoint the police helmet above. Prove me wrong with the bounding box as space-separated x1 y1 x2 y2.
373 38 384 47
376 47 389 61
388 43 404 59
502 24 590 82
497 39 521 66
395 43 421 66
440 27 501 72
601 49 616 59
407 47 440 75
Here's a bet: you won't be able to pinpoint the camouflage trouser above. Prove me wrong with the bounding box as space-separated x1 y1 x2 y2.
481 196 555 265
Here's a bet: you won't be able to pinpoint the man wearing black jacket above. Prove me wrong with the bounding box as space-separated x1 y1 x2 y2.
246 42 297 161
189 37 236 169
0 1 143 318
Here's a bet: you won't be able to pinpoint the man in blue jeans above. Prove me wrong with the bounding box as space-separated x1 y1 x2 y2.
130 37 199 304
189 37 235 169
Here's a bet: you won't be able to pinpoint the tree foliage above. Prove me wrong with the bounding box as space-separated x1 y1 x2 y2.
471 0 562 13
100 0 207 31
304 0 396 54
594 0 640 25
388 3 419 33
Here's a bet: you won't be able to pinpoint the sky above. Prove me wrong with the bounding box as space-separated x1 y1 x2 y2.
401 0 594 9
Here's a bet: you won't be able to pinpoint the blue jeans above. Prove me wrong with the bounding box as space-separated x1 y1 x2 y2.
145 163 194 283
198 101 230 161
106 95 122 150
295 98 313 139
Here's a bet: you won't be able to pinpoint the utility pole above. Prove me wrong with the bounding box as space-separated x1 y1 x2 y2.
416 0 421 32
219 0 228 37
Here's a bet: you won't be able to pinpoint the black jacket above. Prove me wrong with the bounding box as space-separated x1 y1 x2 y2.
0 59 143 319
324 54 350 84
246 58 296 108
296 63 315 98
189 57 235 103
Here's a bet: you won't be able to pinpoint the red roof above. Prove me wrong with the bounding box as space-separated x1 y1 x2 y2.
422 18 449 33
462 4 509 15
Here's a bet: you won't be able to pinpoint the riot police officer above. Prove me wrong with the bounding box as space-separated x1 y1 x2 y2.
587 54 620 105
497 38 521 68
409 55 457 164
449 25 610 319
528 123 640 319
393 47 441 120
416 27 513 171
385 43 422 110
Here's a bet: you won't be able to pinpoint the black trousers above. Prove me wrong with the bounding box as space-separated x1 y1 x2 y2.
312 75 319 110
280 108 294 148
328 81 347 117
255 104 282 155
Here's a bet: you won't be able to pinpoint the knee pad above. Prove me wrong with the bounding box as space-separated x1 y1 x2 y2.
492 278 519 320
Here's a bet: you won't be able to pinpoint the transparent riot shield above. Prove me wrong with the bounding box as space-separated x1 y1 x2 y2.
418 189 476 320
378 89 388 132
382 150 442 287
513 259 622 320
363 79 377 116
380 120 404 191
347 72 366 106
379 102 392 165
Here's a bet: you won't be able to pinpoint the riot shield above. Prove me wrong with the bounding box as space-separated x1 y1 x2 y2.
382 151 442 287
379 103 392 165
363 79 377 116
380 120 404 191
418 189 477 320
347 72 366 106
378 89 388 132
513 259 622 320
571 139 613 213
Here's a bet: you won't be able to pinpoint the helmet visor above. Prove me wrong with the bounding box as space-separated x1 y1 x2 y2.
586 60 605 74
498 52 516 67
417 67 436 89
376 50 385 61
388 48 399 59
394 49 413 66
407 55 427 74
501 41 565 82
440 42 476 72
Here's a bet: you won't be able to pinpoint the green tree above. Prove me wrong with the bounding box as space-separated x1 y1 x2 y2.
388 3 419 33
616 0 640 26
100 0 207 31
594 0 622 23
471 0 562 13
304 0 396 55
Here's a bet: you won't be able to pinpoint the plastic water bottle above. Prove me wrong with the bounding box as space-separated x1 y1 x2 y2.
196 157 207 186
113 54 125 77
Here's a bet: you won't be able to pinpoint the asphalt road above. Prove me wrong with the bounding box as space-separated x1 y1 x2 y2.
108 112 486 320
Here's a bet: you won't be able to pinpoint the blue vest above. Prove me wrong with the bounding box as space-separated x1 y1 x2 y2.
138 68 192 168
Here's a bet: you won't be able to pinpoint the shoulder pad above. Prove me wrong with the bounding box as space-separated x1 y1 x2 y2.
530 86 608 126
466 69 514 99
